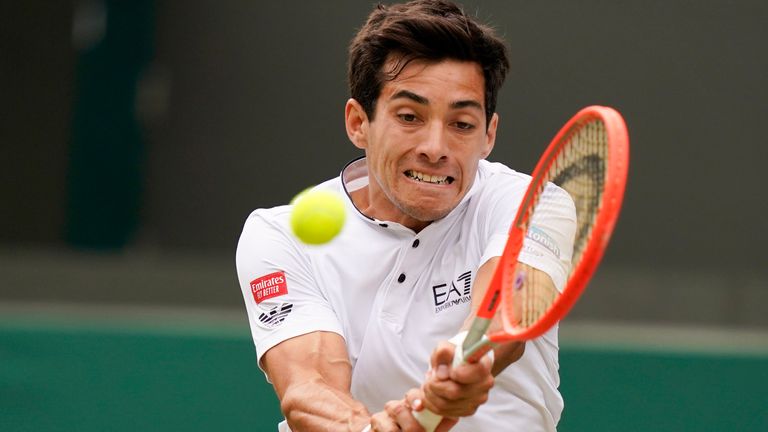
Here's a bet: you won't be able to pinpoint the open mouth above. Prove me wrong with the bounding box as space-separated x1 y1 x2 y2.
404 169 454 185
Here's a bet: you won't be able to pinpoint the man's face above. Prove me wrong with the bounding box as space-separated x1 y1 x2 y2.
346 59 498 230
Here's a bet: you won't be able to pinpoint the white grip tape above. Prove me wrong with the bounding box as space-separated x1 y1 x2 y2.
412 408 443 432
448 330 468 366
413 331 494 431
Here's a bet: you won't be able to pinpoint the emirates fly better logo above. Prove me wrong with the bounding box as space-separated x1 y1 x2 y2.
250 271 293 329
250 271 288 304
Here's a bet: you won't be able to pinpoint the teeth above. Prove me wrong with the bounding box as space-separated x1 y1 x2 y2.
406 170 450 184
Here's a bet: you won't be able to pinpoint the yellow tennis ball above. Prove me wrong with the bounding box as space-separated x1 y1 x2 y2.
290 189 346 245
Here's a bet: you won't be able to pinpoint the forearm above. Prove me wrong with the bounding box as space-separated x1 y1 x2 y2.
263 331 371 432
281 379 370 432
490 341 525 376
466 260 552 376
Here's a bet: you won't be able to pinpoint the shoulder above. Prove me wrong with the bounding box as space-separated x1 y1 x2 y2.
237 205 294 255
236 205 303 279
468 160 531 210
476 159 530 191
239 177 344 239
474 160 573 205
244 205 291 230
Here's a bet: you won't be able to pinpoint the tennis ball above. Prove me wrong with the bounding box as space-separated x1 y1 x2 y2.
290 189 346 245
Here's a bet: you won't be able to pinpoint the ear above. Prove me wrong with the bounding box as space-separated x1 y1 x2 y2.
345 98 369 150
481 112 499 158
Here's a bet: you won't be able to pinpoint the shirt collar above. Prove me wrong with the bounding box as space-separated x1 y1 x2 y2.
339 156 482 231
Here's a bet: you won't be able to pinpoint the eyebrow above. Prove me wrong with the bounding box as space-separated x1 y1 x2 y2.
390 90 484 112
391 90 428 105
451 99 483 111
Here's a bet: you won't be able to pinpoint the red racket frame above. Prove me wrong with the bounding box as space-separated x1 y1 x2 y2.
479 105 630 344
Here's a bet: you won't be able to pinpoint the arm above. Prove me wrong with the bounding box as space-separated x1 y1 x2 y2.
465 256 525 375
467 259 558 375
415 257 512 420
420 258 558 417
418 181 574 422
263 331 370 432
360 262 512 430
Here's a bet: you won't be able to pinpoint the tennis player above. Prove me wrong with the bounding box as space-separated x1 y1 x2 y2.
236 1 575 431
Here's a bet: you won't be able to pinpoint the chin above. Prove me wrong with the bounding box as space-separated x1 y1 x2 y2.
401 203 453 222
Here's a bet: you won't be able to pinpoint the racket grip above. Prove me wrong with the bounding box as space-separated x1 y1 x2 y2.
413 409 442 432
413 332 470 431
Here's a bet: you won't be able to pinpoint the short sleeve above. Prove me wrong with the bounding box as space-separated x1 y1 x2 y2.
235 208 344 373
478 172 528 266
478 174 576 291
519 184 577 291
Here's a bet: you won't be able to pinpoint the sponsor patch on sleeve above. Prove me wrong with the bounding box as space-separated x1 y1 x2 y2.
526 225 561 259
257 303 294 329
250 271 288 304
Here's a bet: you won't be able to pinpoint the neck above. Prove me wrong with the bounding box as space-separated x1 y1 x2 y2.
349 187 431 232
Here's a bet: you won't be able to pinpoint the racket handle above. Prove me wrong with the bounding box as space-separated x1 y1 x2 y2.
413 409 442 432
413 332 471 431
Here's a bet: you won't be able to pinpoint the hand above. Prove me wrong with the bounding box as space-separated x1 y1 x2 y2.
421 341 494 418
368 391 458 432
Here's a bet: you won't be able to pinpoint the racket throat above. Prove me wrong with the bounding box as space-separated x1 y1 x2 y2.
463 334 494 364
462 317 494 364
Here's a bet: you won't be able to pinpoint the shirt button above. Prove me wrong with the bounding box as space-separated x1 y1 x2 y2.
397 273 406 283
412 239 420 248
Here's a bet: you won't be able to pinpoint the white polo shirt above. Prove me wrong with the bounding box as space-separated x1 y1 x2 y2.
236 158 576 432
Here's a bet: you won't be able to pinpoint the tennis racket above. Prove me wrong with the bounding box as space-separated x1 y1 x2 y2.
414 105 629 431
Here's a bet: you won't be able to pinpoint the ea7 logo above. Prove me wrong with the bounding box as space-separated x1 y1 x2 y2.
432 271 472 313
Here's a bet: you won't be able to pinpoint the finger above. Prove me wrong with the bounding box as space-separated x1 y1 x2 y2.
450 354 494 385
369 411 399 432
422 379 491 417
429 374 493 403
405 388 425 412
421 384 464 416
423 398 485 418
430 341 457 380
384 398 425 432
424 366 486 404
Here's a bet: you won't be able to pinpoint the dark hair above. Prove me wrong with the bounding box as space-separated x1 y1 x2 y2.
348 0 509 128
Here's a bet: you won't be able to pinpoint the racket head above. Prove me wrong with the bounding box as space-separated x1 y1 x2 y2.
486 106 629 343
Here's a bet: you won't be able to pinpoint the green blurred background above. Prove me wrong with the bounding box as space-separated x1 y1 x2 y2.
1 1 766 430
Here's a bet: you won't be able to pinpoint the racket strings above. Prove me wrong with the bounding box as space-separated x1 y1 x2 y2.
506 262 557 329
518 265 557 328
555 120 606 271
506 119 608 330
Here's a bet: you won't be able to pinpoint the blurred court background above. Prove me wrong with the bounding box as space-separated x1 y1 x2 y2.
2 0 766 431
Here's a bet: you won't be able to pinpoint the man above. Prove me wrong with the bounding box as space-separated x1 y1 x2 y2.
236 1 575 431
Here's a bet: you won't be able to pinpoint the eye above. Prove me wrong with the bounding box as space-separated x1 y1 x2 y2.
454 121 475 131
398 113 418 123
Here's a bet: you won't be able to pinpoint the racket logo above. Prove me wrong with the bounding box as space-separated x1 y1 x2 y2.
514 272 526 291
432 271 472 313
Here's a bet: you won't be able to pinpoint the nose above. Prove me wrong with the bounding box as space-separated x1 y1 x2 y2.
417 122 448 163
